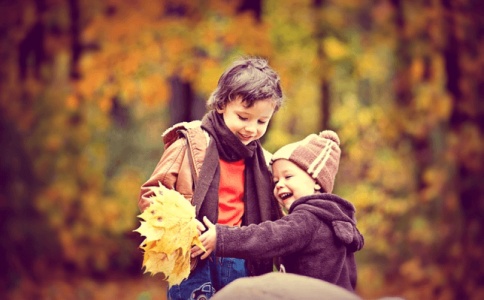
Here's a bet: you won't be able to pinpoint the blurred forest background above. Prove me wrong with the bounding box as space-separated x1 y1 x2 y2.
1 0 483 299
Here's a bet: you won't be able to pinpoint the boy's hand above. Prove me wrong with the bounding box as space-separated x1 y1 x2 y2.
191 216 216 260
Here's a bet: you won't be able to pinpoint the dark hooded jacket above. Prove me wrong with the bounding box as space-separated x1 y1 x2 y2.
215 193 364 291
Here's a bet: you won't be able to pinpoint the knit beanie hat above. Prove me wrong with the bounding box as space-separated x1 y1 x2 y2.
270 130 341 193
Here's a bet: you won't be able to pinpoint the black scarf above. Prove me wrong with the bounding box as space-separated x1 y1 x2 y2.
191 110 281 226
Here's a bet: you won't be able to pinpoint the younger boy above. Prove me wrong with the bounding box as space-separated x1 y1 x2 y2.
195 130 364 291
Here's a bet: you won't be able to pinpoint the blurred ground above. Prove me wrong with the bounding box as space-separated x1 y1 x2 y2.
5 276 168 300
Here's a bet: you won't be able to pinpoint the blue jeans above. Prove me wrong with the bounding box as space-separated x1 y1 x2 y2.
168 254 247 300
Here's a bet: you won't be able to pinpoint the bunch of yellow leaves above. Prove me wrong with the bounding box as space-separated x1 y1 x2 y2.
134 184 206 286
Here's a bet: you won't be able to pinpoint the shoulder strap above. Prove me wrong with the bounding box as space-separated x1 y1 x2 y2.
162 120 209 185
182 125 209 184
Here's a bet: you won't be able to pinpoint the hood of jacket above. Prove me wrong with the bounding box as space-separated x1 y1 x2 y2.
289 193 364 252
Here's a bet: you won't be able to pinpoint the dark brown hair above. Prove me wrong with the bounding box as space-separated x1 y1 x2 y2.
207 57 284 111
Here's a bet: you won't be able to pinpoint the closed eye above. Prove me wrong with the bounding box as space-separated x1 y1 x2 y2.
238 115 248 121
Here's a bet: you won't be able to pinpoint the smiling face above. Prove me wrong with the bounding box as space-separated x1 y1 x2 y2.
217 96 276 145
272 159 317 210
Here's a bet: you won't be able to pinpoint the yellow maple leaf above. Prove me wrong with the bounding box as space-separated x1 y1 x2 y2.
134 184 206 286
167 248 191 286
144 251 176 278
134 219 165 242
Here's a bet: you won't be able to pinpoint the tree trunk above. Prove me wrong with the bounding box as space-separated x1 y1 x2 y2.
169 76 205 125
313 0 330 131
68 0 82 80
18 0 46 80
238 0 262 22
443 0 484 297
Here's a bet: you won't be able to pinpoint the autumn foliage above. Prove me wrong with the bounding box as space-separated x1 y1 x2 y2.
1 0 483 299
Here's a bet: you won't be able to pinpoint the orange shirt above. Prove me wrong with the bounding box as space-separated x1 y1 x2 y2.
218 159 245 226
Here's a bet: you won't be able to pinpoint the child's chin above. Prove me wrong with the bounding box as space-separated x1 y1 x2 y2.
283 199 295 210
240 139 253 145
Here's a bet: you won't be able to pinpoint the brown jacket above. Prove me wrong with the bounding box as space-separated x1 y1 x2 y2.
215 193 364 291
138 121 209 212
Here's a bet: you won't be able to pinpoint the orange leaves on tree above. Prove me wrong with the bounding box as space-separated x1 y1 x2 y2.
323 36 349 61
134 184 205 286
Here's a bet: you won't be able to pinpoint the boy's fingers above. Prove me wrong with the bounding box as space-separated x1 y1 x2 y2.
196 219 206 232
191 247 202 258
201 249 212 260
203 216 215 229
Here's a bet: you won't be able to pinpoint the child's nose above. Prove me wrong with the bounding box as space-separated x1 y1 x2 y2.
244 122 256 133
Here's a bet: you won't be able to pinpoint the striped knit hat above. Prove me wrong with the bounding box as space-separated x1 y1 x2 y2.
270 130 341 193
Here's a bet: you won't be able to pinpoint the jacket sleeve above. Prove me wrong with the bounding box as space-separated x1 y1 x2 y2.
216 211 318 259
138 137 192 212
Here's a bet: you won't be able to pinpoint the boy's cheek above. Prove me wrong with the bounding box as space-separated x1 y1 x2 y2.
258 126 269 138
